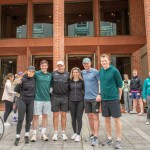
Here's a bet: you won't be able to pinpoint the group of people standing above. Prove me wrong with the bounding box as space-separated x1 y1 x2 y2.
1 53 150 149
122 69 150 125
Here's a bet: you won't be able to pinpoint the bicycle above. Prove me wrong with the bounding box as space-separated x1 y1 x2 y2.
0 115 4 139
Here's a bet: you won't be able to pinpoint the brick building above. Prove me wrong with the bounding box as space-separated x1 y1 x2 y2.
0 0 149 81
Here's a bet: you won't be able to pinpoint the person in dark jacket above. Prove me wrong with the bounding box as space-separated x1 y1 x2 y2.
51 61 70 141
129 69 143 115
69 67 84 142
14 66 36 146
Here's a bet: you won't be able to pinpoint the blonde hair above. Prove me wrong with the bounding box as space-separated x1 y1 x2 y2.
100 54 110 60
70 67 83 80
3 73 14 86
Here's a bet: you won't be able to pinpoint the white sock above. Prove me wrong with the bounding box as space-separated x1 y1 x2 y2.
62 131 65 134
54 131 58 134
33 130 37 135
108 136 112 140
117 138 121 141
16 134 20 138
41 128 46 134
25 132 29 137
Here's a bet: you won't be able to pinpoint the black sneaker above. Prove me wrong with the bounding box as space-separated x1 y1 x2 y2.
102 138 113 146
91 136 98 146
115 140 122 149
85 134 94 142
24 136 30 144
14 138 20 146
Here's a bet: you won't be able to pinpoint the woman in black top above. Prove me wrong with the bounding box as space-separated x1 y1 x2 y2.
69 67 84 142
14 66 36 146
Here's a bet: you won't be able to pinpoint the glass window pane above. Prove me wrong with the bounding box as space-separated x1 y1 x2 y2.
100 0 130 36
33 4 53 38
1 5 27 38
65 1 94 37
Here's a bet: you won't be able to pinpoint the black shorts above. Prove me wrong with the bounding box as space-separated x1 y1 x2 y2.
101 100 121 118
51 95 69 112
84 99 100 113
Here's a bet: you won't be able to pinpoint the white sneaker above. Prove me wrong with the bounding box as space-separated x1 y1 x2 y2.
52 133 58 141
71 133 77 140
146 121 150 125
41 134 49 141
138 112 143 116
130 110 137 114
61 133 68 141
4 122 11 127
75 135 81 142
30 134 37 142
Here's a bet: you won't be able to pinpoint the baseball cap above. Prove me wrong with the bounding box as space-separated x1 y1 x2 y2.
82 58 91 64
57 61 64 66
18 71 23 76
27 66 35 71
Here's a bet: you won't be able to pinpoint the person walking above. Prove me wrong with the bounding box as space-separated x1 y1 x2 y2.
51 61 70 141
31 60 52 142
130 69 143 115
99 54 123 149
122 74 131 113
142 71 150 125
82 58 101 146
69 67 84 142
14 66 35 146
2 73 16 126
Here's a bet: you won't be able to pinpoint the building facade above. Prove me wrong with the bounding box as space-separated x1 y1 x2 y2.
0 0 149 81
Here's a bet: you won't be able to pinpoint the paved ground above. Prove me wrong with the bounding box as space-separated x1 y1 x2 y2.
0 111 150 150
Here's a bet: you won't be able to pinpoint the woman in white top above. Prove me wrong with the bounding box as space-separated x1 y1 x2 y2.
2 73 16 126
122 74 131 113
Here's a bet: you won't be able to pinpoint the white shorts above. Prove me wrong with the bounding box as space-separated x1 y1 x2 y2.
34 101 51 115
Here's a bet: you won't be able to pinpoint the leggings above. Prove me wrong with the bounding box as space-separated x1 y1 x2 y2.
147 96 150 120
3 100 13 122
69 101 84 135
16 98 34 134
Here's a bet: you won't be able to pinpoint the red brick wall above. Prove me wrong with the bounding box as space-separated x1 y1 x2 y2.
144 0 150 71
17 55 27 73
129 0 146 77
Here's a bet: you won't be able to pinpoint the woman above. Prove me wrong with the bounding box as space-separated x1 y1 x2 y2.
142 71 150 125
14 66 35 146
122 74 131 113
69 67 84 142
2 73 16 126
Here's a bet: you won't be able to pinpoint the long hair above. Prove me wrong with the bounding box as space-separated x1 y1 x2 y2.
70 67 83 80
3 73 14 86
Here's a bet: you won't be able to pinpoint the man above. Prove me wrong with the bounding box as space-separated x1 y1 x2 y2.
31 60 52 142
51 61 70 141
130 69 143 115
82 58 101 146
99 54 123 149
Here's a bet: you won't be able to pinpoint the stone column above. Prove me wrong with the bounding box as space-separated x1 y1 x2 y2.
144 0 150 70
53 0 64 69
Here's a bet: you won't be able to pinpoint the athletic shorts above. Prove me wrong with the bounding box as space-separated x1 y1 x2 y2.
34 101 51 115
51 95 69 112
131 92 141 99
84 99 100 113
101 100 121 118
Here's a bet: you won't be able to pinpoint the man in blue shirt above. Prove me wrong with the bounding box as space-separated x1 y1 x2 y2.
82 58 101 146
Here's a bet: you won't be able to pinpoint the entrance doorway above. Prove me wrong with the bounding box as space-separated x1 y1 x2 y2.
32 56 53 72
111 55 131 78
0 57 17 101
66 54 95 72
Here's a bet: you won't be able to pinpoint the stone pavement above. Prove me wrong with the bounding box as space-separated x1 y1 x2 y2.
0 111 150 150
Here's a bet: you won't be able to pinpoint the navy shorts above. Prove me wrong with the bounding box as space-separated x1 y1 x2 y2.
101 100 121 118
84 99 100 113
131 92 141 99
